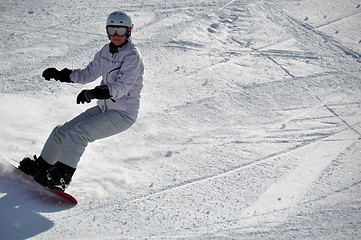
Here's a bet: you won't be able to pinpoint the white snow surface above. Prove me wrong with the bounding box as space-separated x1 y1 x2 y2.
1 0 361 239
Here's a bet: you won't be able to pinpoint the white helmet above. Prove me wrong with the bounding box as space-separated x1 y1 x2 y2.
106 11 133 38
106 11 132 27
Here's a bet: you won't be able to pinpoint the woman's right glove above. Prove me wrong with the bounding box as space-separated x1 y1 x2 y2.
76 85 112 104
42 68 73 82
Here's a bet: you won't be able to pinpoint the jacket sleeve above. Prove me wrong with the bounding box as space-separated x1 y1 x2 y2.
70 50 102 85
107 51 144 99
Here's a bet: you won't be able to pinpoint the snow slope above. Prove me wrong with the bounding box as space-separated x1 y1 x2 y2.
1 0 361 239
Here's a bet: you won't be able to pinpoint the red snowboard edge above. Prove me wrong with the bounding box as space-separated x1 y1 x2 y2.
47 188 78 204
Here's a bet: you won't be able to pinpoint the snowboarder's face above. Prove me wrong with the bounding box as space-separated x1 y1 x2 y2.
110 34 126 46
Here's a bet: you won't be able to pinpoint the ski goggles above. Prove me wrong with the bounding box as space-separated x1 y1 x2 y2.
106 26 130 37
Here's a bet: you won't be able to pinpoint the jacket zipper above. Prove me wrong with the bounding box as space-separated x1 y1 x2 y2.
104 66 122 110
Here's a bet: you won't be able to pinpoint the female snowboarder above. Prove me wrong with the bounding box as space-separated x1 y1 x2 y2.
19 11 144 192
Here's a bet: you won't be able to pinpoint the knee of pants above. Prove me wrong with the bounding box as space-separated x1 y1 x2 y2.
51 125 67 144
65 126 94 147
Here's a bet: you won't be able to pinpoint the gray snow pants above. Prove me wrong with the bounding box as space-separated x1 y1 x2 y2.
40 106 135 168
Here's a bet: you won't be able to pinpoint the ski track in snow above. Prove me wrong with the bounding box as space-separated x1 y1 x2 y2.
0 0 361 239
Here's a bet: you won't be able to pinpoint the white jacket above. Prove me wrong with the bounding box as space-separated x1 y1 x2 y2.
70 39 144 120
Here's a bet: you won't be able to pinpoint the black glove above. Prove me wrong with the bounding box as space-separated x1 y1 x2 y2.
76 85 112 104
42 68 73 82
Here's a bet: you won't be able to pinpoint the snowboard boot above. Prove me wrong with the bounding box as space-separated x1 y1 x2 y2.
34 161 76 192
18 155 53 177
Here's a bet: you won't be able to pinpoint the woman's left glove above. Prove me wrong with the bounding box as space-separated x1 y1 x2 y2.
76 85 112 104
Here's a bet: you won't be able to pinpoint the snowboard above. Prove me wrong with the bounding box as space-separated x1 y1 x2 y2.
2 159 77 205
